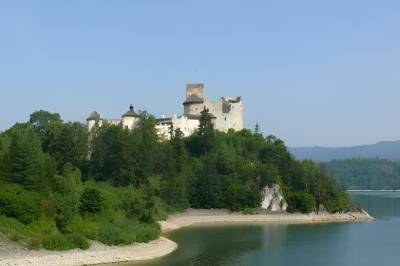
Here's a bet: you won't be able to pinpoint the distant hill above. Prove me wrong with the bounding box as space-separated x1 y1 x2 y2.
289 140 400 162
322 158 400 190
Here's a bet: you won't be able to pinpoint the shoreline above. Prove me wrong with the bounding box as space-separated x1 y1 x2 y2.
347 189 400 192
160 209 373 233
1 209 372 266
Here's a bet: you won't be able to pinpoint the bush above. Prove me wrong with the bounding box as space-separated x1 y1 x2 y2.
42 232 89 251
0 183 40 224
80 187 104 214
0 215 30 243
65 216 99 240
42 233 74 251
293 192 317 213
99 221 160 246
68 233 90 250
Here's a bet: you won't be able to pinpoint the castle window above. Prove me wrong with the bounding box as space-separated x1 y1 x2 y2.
224 117 227 121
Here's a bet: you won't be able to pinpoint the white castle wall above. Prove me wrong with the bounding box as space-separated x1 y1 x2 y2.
183 99 244 132
156 115 200 139
87 83 244 138
122 117 138 129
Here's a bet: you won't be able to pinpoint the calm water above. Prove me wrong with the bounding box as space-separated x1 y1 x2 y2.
126 192 400 266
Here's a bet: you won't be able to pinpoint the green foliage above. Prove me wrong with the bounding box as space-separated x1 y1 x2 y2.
0 109 355 251
80 187 104 214
8 125 42 189
29 110 62 137
42 232 89 251
187 108 215 155
287 192 317 213
0 183 40 224
99 221 160 246
323 158 400 190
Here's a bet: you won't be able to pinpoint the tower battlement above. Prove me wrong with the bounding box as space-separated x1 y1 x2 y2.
186 83 205 100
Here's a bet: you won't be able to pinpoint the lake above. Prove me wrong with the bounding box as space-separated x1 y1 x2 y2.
127 192 400 266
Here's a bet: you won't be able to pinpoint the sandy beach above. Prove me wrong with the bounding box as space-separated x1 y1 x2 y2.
0 209 372 266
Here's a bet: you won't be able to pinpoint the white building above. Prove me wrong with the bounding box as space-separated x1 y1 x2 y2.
87 83 244 139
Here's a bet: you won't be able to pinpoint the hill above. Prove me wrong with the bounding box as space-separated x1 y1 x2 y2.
322 158 400 190
289 140 400 162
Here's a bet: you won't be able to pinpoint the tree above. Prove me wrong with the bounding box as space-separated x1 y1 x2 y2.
29 110 62 138
8 125 42 189
254 122 260 134
134 113 159 183
188 107 215 155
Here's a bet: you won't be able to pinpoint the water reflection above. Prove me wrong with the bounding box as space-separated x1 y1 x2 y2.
352 192 400 219
120 192 400 266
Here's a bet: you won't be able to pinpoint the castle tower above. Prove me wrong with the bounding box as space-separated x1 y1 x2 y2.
87 111 101 131
122 105 140 129
183 83 205 116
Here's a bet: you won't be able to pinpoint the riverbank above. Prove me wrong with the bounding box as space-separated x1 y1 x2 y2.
0 209 372 266
0 237 177 266
161 209 373 232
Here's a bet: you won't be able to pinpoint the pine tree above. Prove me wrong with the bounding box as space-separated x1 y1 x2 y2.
197 107 215 154
9 126 42 189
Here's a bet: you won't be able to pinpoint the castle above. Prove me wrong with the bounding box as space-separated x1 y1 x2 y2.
87 83 244 138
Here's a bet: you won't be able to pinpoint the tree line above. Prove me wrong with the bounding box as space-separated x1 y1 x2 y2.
322 158 400 190
0 108 353 250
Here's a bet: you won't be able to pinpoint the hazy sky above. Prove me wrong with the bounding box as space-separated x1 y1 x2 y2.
1 0 399 147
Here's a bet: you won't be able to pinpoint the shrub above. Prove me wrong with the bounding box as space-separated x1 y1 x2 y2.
65 216 99 240
99 221 160 246
67 233 90 250
293 192 317 213
0 215 30 243
42 232 90 250
26 237 41 250
80 187 104 214
42 233 72 251
0 183 40 224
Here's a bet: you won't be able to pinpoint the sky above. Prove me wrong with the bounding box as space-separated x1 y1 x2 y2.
0 0 399 147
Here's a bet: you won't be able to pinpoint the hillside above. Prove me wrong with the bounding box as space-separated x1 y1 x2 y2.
322 158 400 190
289 140 400 162
0 110 353 251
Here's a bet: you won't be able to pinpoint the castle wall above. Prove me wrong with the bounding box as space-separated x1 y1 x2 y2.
156 116 200 139
122 117 138 129
184 102 204 116
203 97 244 132
87 83 244 138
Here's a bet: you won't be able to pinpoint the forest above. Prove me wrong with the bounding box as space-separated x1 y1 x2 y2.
323 158 400 190
0 109 353 250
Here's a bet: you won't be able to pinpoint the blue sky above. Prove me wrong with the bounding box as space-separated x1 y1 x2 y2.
1 0 399 147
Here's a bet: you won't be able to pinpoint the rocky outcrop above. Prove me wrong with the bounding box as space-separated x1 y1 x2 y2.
261 184 288 211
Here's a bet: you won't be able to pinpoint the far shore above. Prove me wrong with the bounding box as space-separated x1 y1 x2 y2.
347 189 400 192
0 209 372 266
160 209 373 233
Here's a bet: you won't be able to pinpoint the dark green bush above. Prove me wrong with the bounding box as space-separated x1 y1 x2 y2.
68 233 90 250
42 233 74 251
99 221 160 246
291 192 317 213
0 183 40 224
80 187 104 214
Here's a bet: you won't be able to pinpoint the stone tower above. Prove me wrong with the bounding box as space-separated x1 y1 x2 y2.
183 83 205 116
122 105 140 129
87 111 101 131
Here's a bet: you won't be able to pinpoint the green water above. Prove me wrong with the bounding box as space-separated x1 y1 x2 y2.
127 192 400 266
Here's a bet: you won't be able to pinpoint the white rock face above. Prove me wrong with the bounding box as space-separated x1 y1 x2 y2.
261 184 288 211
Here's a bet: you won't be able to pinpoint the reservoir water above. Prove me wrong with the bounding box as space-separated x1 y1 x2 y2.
130 192 400 266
